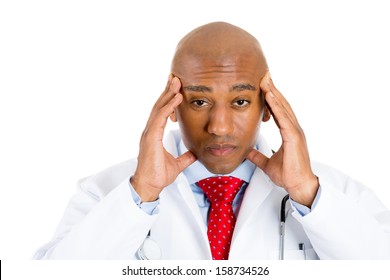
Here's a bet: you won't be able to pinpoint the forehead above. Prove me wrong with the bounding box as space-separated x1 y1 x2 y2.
173 53 266 85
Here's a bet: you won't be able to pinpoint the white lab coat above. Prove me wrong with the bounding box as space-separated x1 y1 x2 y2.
34 130 390 259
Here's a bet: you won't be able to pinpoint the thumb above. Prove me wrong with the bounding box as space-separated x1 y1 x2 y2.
176 151 197 172
246 149 269 170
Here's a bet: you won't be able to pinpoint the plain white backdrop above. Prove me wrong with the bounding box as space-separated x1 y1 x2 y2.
1 0 390 261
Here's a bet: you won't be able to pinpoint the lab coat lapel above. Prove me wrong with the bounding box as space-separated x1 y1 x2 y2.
232 135 275 241
175 174 209 245
163 131 210 251
232 168 275 240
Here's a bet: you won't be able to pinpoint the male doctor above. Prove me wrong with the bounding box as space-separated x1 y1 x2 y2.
34 22 390 260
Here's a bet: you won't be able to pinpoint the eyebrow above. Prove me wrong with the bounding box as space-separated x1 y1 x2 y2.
182 83 256 93
231 83 256 91
183 85 212 92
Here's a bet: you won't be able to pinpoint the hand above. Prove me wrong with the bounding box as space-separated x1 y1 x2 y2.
246 72 319 207
131 75 197 202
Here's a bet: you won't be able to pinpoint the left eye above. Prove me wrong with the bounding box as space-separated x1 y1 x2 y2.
234 100 249 107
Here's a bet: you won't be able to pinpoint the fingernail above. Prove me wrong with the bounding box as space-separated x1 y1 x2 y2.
168 73 173 82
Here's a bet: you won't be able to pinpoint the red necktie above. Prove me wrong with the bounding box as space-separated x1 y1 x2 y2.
197 176 245 260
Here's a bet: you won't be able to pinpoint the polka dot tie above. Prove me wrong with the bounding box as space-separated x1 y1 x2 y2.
197 176 245 260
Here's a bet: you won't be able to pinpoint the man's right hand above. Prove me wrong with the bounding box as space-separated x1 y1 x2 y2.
130 75 197 202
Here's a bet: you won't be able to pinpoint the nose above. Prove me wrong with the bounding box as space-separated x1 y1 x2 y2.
207 104 234 136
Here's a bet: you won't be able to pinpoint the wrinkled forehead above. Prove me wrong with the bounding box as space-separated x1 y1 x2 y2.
172 49 268 84
172 55 268 80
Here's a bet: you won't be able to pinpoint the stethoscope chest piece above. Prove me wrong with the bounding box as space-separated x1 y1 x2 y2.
137 237 162 260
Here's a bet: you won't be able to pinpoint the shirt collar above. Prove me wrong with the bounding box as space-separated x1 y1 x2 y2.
178 139 257 185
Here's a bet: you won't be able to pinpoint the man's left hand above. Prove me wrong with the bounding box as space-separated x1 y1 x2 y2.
246 72 319 207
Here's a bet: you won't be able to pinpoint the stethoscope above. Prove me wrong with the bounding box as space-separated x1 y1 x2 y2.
279 194 307 260
137 231 162 260
137 194 300 260
279 194 290 260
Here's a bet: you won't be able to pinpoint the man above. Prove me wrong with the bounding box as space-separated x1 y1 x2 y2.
34 22 390 260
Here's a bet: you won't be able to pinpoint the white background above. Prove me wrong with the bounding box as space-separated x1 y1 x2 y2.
1 0 390 261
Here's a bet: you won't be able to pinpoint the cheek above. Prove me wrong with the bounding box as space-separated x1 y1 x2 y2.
176 104 201 128
176 105 206 148
234 107 262 144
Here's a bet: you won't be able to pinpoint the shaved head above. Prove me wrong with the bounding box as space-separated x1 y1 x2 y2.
171 22 268 78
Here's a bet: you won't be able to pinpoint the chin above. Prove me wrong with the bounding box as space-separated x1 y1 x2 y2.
203 161 239 175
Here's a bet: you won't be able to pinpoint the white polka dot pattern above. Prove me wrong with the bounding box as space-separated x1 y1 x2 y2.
197 176 244 260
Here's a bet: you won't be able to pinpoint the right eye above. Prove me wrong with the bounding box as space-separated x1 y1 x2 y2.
191 100 208 107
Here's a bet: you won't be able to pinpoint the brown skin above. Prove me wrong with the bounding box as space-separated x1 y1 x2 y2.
131 22 319 207
171 52 269 174
249 72 319 207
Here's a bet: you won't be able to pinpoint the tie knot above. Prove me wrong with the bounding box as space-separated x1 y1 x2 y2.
197 176 245 204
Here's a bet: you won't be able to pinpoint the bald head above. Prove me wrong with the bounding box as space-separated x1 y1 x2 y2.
170 22 270 174
171 22 268 78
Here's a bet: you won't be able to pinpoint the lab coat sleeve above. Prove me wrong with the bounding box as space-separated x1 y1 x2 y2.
33 162 159 259
292 164 390 259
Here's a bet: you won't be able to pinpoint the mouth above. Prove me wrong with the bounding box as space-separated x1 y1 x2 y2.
205 143 237 157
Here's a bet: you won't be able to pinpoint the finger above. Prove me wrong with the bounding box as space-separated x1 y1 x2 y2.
260 72 293 125
146 77 181 127
152 74 173 106
267 78 298 124
148 93 184 140
166 73 174 90
260 73 298 124
155 77 181 109
246 149 269 170
263 88 299 131
176 151 197 172
259 71 272 92
265 90 296 132
264 98 280 129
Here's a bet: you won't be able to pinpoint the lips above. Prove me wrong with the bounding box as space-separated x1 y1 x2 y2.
205 143 237 157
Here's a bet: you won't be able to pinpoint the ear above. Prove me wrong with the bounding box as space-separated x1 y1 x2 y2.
262 105 271 122
259 71 271 123
170 109 177 122
259 86 271 123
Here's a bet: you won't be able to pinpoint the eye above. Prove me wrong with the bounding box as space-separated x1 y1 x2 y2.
233 99 250 107
191 99 208 107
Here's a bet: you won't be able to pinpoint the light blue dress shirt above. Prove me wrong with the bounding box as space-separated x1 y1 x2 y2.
129 139 321 220
179 140 256 223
